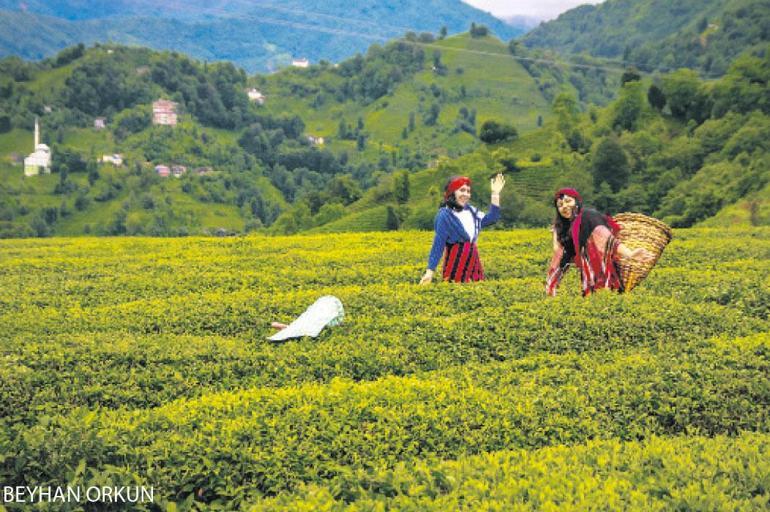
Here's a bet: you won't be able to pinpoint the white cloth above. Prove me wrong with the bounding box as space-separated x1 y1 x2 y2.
268 295 344 341
453 208 484 240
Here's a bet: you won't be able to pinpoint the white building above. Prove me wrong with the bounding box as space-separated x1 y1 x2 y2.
24 117 51 177
247 88 265 105
291 58 309 68
101 154 123 166
307 135 325 146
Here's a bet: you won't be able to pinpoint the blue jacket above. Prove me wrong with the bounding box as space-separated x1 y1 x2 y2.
427 204 500 270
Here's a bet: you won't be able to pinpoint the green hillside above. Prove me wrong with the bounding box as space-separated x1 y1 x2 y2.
260 34 551 164
307 47 770 233
1 32 769 239
0 36 558 238
522 0 770 76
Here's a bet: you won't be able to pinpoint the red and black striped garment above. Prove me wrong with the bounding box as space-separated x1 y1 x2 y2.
442 241 485 282
546 208 624 296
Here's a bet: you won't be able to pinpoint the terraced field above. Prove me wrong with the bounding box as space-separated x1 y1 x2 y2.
1 228 768 510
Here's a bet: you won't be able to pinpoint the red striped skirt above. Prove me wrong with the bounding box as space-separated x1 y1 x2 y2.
442 241 485 282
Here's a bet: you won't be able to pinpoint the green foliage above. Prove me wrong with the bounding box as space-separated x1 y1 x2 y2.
62 55 154 118
620 67 641 85
469 23 489 38
113 104 151 140
661 69 712 124
385 204 400 230
613 81 647 132
656 154 770 227
391 170 410 204
0 228 768 507
479 120 518 144
711 48 770 117
336 42 426 104
256 432 770 510
53 43 85 68
523 0 769 77
647 84 666 111
423 102 441 127
592 137 630 192
150 55 250 129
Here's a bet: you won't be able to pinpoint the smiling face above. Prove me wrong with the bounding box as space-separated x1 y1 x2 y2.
556 195 577 219
454 184 471 207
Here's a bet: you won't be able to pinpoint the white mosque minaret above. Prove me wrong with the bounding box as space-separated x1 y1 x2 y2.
24 117 51 177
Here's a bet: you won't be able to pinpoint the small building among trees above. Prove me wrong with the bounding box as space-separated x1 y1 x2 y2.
101 154 123 166
247 88 265 105
24 117 51 177
171 165 187 178
152 100 178 126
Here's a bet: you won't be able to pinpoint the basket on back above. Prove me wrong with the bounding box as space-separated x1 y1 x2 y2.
613 213 673 292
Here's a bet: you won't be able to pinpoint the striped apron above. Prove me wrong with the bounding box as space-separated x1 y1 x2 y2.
442 206 485 282
442 241 485 282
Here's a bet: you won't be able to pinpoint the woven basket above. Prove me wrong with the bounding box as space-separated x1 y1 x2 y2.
613 213 673 292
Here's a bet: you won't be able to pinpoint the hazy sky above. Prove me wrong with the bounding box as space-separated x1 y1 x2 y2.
462 0 605 21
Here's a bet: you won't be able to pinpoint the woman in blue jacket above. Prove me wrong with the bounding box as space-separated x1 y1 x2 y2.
420 173 505 284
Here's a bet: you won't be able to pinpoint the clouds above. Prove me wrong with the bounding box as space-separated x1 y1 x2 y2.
462 0 605 21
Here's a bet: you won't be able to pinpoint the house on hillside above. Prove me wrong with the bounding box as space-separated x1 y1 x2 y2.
101 154 123 166
94 117 106 130
195 166 213 176
152 100 178 126
291 58 309 68
24 117 51 177
247 88 265 105
171 165 187 178
155 164 170 177
307 135 325 146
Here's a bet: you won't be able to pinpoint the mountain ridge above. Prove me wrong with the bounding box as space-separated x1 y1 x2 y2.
0 0 525 72
522 0 770 76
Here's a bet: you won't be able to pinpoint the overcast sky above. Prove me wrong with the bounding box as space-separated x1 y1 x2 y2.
462 0 605 21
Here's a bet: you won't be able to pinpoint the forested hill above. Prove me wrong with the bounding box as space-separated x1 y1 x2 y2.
0 31 768 239
294 46 770 235
0 0 523 73
0 33 553 238
522 0 769 76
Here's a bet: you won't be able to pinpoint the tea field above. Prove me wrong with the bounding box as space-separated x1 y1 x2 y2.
1 228 769 510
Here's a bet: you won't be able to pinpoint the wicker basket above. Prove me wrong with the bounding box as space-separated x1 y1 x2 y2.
613 213 673 292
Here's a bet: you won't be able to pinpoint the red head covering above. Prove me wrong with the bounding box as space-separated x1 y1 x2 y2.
554 187 582 205
444 176 471 200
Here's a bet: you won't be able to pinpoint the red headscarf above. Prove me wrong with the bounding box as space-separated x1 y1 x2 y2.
554 187 582 205
445 176 471 200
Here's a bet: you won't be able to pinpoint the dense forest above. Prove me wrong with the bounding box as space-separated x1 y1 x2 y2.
523 0 769 76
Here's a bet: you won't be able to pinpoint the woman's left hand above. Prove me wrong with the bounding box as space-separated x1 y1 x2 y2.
629 247 655 263
490 173 506 194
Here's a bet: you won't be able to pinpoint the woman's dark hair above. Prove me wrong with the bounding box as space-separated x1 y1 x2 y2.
440 175 466 211
553 193 582 262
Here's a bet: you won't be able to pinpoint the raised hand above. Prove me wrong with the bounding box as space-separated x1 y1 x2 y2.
490 173 506 194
